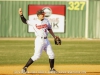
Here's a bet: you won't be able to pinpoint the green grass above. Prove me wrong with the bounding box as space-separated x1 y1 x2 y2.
0 39 100 65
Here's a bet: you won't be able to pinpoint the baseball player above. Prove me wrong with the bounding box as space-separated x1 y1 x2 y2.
19 8 58 73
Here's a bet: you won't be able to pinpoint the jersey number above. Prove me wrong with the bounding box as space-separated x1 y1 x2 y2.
45 29 47 32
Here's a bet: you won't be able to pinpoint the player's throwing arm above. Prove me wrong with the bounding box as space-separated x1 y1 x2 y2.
19 8 27 24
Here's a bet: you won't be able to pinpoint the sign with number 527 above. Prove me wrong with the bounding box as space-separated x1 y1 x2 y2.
68 1 86 10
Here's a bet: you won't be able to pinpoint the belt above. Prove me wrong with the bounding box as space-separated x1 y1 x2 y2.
41 37 47 39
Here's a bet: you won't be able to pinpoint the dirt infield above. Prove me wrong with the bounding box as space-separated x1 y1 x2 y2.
0 65 100 75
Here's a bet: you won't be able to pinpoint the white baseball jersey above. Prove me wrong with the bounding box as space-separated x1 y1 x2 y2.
27 18 51 37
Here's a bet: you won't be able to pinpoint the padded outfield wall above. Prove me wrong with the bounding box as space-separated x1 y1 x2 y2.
0 0 100 38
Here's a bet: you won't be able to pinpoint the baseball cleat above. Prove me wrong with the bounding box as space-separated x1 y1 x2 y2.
21 67 27 74
49 68 58 73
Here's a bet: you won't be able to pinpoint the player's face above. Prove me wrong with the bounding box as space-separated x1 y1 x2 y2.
38 13 45 20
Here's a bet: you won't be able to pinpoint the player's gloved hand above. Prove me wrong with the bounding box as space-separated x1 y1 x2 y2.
19 8 23 15
54 36 61 45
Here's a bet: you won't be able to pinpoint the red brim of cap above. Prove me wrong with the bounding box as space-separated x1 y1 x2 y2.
41 12 45 15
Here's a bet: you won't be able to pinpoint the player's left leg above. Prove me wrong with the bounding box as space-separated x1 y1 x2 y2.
44 39 57 73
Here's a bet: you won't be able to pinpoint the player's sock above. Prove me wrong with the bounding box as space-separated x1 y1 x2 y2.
49 59 54 69
23 58 34 69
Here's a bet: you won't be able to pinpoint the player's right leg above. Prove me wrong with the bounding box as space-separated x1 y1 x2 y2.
31 37 44 61
22 37 44 73
22 58 33 73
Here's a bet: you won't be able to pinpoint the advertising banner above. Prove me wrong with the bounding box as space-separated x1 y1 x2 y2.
28 5 65 33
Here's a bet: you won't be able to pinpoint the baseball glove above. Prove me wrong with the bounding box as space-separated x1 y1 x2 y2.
54 36 61 45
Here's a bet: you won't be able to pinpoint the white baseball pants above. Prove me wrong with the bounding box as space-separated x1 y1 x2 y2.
31 37 55 61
